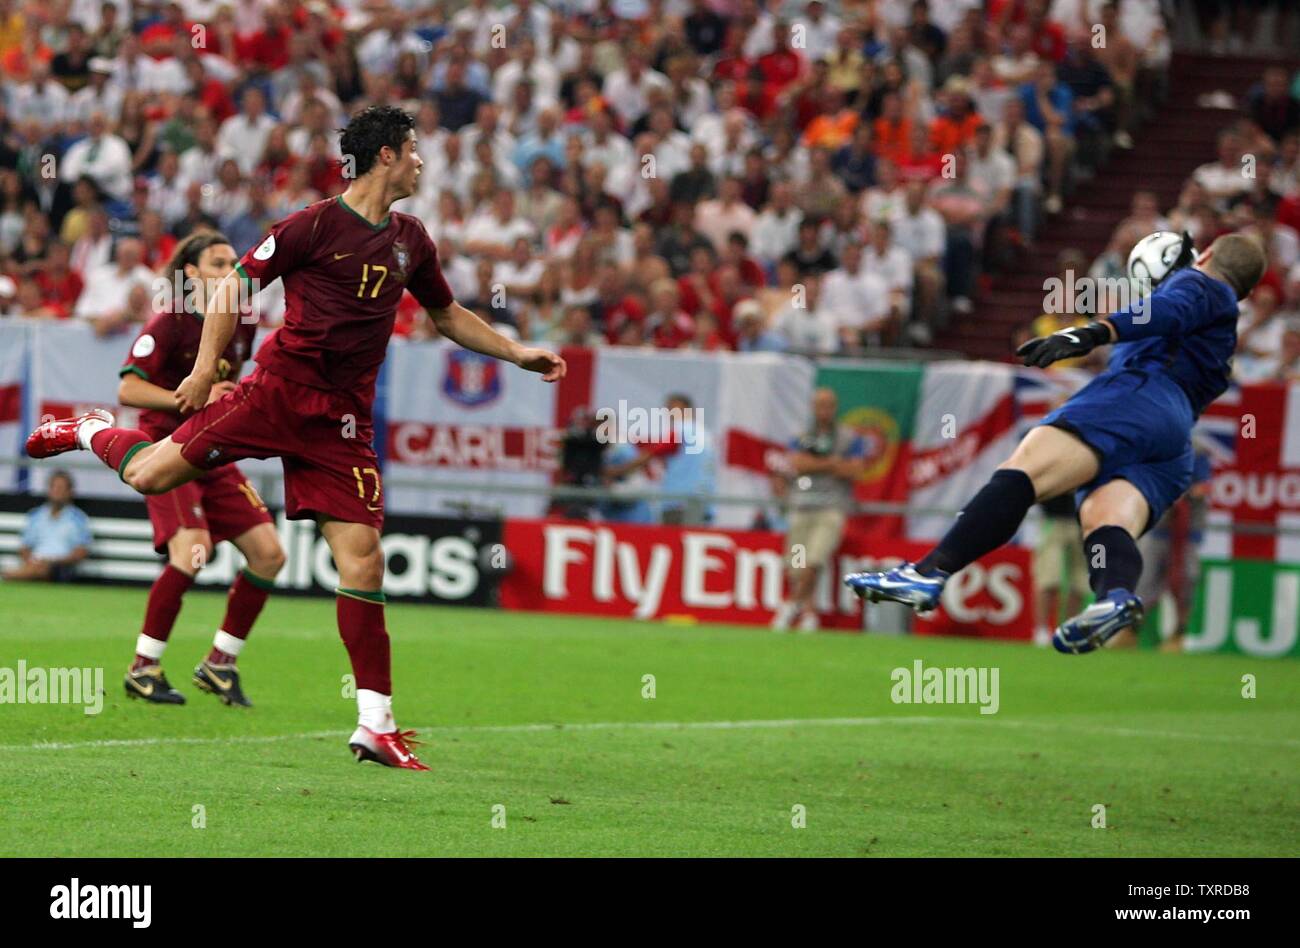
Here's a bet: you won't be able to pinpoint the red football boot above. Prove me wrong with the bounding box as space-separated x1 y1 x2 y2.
26 408 114 459
348 725 430 771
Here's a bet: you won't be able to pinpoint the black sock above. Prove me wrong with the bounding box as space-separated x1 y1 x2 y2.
1083 525 1143 597
917 469 1037 576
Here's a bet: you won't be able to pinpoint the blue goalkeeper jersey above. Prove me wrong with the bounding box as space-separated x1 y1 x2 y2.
1103 267 1240 417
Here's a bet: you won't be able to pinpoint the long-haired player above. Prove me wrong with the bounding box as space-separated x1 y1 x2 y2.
118 230 285 707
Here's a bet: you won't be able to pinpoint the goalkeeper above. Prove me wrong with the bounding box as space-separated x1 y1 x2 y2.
845 233 1266 653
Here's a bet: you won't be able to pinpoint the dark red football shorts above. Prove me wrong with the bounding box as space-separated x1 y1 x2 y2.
145 464 273 554
170 366 384 530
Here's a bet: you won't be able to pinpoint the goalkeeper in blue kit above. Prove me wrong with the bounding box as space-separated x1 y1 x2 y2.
845 233 1267 653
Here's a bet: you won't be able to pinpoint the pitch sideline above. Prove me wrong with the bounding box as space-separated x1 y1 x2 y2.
2 715 1298 752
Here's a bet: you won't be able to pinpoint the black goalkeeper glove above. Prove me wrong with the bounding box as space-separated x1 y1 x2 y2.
1172 230 1197 273
1015 321 1112 368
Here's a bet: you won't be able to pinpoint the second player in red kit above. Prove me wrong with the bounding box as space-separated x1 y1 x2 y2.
29 106 567 770
116 231 285 708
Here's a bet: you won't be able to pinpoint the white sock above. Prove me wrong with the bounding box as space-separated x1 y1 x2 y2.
211 630 245 661
135 633 167 664
76 416 111 451
357 689 395 733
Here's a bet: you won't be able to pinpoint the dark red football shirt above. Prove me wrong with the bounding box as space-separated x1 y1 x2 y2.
234 195 454 412
120 311 258 441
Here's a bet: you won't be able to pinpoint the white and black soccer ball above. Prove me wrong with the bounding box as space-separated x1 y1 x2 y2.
1127 230 1196 291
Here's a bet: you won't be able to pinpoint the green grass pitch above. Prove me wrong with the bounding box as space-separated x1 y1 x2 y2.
0 582 1297 857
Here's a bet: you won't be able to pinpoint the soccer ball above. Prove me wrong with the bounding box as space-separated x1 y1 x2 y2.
1127 231 1196 290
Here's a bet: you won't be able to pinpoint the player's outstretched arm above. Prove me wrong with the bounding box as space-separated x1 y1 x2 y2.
175 272 244 412
429 301 567 382
1015 319 1117 368
119 373 183 412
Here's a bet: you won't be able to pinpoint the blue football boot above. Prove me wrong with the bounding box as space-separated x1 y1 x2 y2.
1053 589 1144 654
843 562 947 613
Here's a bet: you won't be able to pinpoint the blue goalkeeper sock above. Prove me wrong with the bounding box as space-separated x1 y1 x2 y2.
917 469 1037 576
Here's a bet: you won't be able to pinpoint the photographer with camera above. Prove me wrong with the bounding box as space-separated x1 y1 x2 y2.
553 407 606 520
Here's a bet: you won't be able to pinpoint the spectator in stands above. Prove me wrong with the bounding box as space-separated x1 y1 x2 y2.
33 241 83 319
60 109 132 202
992 95 1044 244
819 241 891 348
1055 37 1115 172
863 220 916 341
1092 0 1138 150
929 154 984 315
930 76 983 158
644 277 695 349
1193 129 1256 209
751 180 803 270
1018 59 1074 215
1253 316 1300 381
1236 283 1286 381
217 86 275 176
1239 197 1300 274
891 181 946 331
991 23 1039 87
732 298 786 352
494 236 547 298
783 217 837 275
860 156 904 222
965 121 1016 262
1248 66 1300 143
770 387 866 633
670 142 716 205
73 235 153 331
2 471 92 582
695 176 756 253
831 121 877 193
773 272 835 354
1116 190 1171 244
545 304 604 348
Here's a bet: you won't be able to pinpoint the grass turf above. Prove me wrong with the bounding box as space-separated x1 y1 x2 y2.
0 582 1296 857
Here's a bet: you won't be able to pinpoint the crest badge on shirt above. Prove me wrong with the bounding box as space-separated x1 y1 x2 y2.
443 349 500 408
392 240 410 281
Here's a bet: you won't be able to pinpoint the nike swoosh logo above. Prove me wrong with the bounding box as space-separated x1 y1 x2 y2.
128 678 154 697
204 669 234 691
333 252 355 260
367 504 382 512
868 572 930 587
873 576 920 589
1061 330 1080 343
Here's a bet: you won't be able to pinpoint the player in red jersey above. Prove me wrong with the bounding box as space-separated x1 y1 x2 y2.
28 106 566 771
118 230 285 708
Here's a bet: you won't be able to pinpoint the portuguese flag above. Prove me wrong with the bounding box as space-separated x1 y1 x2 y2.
815 361 924 541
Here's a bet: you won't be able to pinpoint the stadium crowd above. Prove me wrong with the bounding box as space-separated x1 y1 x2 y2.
0 0 1191 355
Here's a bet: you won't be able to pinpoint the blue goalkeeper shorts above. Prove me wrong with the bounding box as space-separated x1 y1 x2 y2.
1039 367 1195 533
